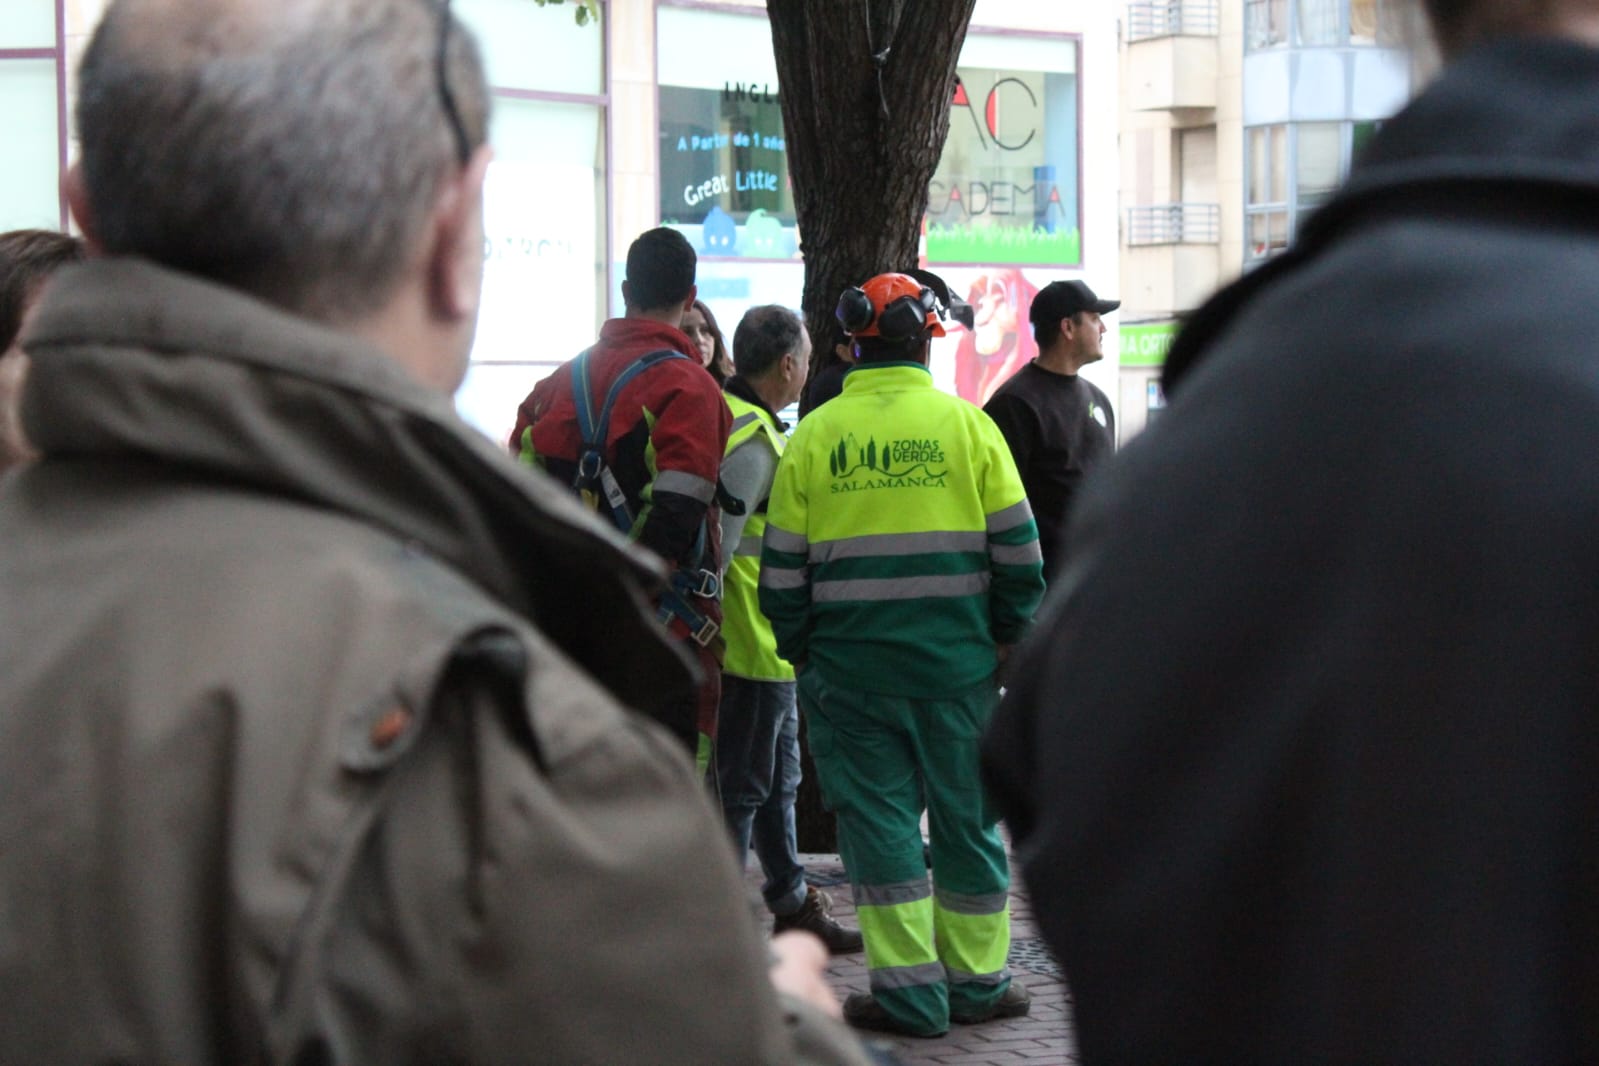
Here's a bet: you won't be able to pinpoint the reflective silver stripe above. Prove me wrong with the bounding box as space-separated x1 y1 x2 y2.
945 966 1012 987
934 888 1009 916
735 534 763 558
809 530 987 563
764 525 808 554
652 469 717 503
812 572 989 603
759 567 808 590
988 541 1043 567
869 962 948 991
729 412 761 433
985 499 1035 534
854 879 932 908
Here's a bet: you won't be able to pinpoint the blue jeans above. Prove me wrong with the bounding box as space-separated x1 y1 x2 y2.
715 675 807 916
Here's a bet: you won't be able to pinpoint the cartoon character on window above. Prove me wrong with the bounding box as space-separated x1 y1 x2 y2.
702 206 737 255
952 268 1040 406
739 208 784 257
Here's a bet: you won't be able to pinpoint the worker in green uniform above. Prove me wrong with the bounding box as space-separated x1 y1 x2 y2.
759 273 1046 1038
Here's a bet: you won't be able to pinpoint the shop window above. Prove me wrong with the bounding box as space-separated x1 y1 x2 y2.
0 2 54 48
454 0 604 96
449 1 608 442
656 6 797 263
459 96 607 444
925 32 1080 267
0 60 59 232
0 0 63 233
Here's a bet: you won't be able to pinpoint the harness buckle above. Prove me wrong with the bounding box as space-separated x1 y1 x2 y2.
691 569 720 599
575 449 603 482
690 617 721 647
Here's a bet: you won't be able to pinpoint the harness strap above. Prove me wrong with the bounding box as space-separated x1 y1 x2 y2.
570 347 722 645
571 347 689 536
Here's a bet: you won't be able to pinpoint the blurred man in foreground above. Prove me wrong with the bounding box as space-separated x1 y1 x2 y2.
0 2 868 1063
986 0 1599 1060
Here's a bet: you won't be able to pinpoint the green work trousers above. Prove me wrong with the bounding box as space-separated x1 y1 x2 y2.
798 668 1012 1036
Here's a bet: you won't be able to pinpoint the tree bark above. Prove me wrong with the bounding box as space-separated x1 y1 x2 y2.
766 0 976 853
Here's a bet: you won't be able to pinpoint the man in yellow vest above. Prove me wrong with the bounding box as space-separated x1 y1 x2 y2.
717 304 863 955
760 274 1046 1038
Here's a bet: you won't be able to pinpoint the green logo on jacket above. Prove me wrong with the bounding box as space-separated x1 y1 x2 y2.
827 433 947 493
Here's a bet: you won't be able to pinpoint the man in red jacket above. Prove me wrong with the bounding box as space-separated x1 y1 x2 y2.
511 227 731 770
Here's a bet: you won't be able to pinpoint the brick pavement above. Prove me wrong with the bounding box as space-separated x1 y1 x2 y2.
752 852 1079 1066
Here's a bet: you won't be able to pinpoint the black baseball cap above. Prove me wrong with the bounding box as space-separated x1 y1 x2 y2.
1028 280 1120 328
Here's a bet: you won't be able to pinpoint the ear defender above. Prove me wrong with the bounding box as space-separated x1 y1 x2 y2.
876 287 938 341
836 286 876 335
838 274 948 340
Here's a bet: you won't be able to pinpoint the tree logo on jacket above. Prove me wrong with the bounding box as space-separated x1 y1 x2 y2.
828 433 948 494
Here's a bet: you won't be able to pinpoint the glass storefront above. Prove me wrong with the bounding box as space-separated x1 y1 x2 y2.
453 0 609 444
0 1 64 233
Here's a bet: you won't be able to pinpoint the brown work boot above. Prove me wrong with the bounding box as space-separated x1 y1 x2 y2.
843 992 946 1038
951 980 1032 1024
771 886 864 955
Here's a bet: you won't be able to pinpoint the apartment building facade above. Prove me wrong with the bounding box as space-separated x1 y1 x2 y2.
1117 0 1413 438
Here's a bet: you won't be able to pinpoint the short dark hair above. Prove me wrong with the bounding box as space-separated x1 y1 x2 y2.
625 227 697 311
1 230 85 351
854 333 927 364
75 0 488 322
732 305 803 380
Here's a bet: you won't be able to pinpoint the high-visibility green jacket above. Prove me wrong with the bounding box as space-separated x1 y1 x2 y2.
721 391 793 681
759 362 1045 697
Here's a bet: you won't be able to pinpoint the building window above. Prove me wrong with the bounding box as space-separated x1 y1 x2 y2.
1247 0 1404 50
1245 0 1289 49
0 1 66 232
1349 0 1406 44
1245 119 1382 262
452 0 608 445
1246 124 1288 261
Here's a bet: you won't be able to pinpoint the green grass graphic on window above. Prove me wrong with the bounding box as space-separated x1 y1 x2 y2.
925 225 1081 266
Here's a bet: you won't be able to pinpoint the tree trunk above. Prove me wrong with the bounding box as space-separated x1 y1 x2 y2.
766 0 976 853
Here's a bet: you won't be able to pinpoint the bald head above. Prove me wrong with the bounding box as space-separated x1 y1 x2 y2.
75 0 489 322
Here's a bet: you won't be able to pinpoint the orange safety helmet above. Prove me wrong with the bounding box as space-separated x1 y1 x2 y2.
836 272 948 340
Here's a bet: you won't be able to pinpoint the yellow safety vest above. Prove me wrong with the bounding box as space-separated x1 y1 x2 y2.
721 393 794 681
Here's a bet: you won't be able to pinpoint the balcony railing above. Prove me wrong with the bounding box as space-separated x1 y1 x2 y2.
1127 1 1220 41
1126 203 1221 246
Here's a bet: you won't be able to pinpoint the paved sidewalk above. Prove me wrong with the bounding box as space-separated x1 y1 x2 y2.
754 852 1079 1066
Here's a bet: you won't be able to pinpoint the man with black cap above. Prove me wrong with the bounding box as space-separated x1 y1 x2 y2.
982 279 1119 581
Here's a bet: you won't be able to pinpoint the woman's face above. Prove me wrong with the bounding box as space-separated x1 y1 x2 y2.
681 308 716 367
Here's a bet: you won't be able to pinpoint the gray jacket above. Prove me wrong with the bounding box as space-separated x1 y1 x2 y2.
0 260 868 1065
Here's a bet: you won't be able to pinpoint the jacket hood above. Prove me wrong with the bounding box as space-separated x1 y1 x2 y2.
1162 35 1599 395
22 258 695 715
